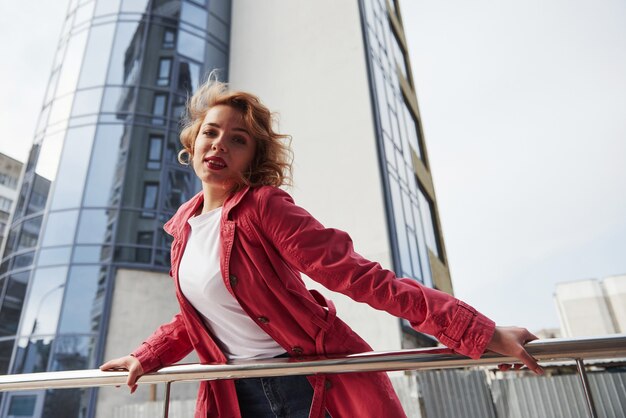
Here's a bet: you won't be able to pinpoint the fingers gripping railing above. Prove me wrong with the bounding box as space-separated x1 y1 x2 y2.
1 335 625 418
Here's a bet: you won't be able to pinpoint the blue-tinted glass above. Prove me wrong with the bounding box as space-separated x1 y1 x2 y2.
206 42 227 71
177 30 206 59
55 31 89 97
18 217 42 251
407 229 421 281
120 0 149 13
13 252 34 269
42 388 91 418
388 178 410 274
76 209 115 244
209 0 230 20
0 271 30 337
19 266 68 337
51 334 97 371
83 124 124 206
157 58 172 86
7 394 36 415
37 247 72 267
13 336 53 374
34 130 65 183
142 183 158 209
178 59 201 93
73 245 111 263
208 13 228 43
70 88 103 116
94 0 120 16
78 24 116 88
50 126 96 210
41 210 79 247
114 246 152 263
58 266 102 334
27 175 52 215
162 28 176 49
181 1 207 29
0 338 14 374
106 22 142 85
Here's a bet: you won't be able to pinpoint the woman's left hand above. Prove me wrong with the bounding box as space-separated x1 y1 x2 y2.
486 326 544 375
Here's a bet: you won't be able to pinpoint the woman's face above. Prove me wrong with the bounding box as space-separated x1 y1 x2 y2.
192 105 257 191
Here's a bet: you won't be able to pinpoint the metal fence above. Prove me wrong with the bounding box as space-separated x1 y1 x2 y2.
1 334 625 418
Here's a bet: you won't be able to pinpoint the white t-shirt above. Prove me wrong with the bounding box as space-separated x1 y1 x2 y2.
178 207 285 360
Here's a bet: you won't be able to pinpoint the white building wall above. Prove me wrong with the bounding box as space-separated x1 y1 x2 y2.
229 0 402 350
554 279 617 337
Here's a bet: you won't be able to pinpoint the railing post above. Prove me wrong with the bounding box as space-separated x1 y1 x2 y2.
575 358 597 418
162 381 172 418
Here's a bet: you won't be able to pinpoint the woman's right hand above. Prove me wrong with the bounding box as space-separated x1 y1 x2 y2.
100 355 144 394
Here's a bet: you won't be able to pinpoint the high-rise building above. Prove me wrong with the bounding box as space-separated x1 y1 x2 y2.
555 275 626 337
0 1 452 417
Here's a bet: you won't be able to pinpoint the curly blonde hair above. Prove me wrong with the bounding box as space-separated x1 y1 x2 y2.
178 75 293 189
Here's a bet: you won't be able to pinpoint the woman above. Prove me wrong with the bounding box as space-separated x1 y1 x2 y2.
101 77 543 418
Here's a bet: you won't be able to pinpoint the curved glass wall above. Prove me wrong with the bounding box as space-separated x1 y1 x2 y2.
0 0 231 416
360 0 434 287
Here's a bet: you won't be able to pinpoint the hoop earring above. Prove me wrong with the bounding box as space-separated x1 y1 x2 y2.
178 149 191 166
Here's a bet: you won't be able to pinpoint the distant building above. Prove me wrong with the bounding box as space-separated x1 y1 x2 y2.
554 275 626 337
0 154 22 253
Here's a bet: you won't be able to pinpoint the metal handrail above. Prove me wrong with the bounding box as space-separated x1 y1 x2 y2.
1 334 625 418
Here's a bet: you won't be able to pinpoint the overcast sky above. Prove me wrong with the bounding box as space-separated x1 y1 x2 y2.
1 0 625 332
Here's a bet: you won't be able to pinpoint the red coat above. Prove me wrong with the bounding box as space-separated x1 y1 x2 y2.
132 186 495 417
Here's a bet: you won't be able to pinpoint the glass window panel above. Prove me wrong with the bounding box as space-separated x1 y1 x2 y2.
50 334 97 371
206 42 227 71
13 252 35 270
418 190 440 259
106 22 142 85
78 23 116 88
13 335 53 373
412 197 432 287
0 271 30 337
45 69 61 105
162 28 176 49
152 94 167 125
72 245 111 263
164 169 193 211
70 88 103 116
18 217 42 251
209 0 230 21
50 126 96 210
41 210 79 247
42 388 91 418
120 0 149 13
177 30 205 59
403 104 422 159
388 178 410 274
8 394 37 415
147 135 163 169
94 0 120 16
396 150 407 184
55 31 89 97
19 266 68 337
58 266 102 334
27 175 52 215
83 124 124 206
34 131 65 183
142 183 158 210
372 63 391 135
166 131 181 164
407 230 422 282
178 59 201 93
76 209 115 244
390 109 401 148
208 13 228 43
47 94 74 126
0 339 14 374
74 1 95 25
37 247 72 267
181 1 207 29
4 225 19 255
114 246 152 263
157 58 172 86
116 210 156 245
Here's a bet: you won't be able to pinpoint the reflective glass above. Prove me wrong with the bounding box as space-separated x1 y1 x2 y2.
70 88 103 116
178 59 201 93
147 135 163 169
83 124 124 206
34 130 65 182
206 42 227 71
209 0 231 21
116 210 157 245
72 245 111 263
162 28 176 49
208 13 228 43
50 126 96 210
13 252 34 269
58 266 102 334
27 175 52 215
0 271 30 337
412 197 432 287
18 217 42 251
107 22 143 85
78 23 116 88
13 336 53 373
114 246 151 263
42 388 91 418
4 225 19 255
47 94 74 126
164 169 194 211
41 210 79 247
51 334 97 370
181 1 207 29
166 131 181 164
407 229 422 281
100 86 134 117
120 0 149 13
94 0 120 16
55 31 89 97
0 339 14 374
19 266 67 337
37 247 72 267
389 178 410 275
157 58 172 86
403 104 422 159
74 1 95 25
177 30 205 59
418 190 439 259
76 209 115 244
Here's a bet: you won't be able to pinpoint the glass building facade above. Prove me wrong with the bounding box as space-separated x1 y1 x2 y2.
0 0 230 416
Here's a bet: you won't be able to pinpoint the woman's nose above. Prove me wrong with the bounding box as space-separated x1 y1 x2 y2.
211 135 227 151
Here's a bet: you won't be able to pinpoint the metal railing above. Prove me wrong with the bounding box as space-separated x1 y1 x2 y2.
1 334 625 418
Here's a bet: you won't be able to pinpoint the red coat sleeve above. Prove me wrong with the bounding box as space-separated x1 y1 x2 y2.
131 313 194 373
255 187 495 359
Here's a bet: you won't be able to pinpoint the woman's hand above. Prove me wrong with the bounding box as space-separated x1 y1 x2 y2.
100 355 145 394
486 326 544 375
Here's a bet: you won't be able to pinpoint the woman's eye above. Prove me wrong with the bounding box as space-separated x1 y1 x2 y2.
233 136 246 144
204 130 217 137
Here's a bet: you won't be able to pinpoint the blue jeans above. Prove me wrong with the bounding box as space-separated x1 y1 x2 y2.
234 374 330 418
